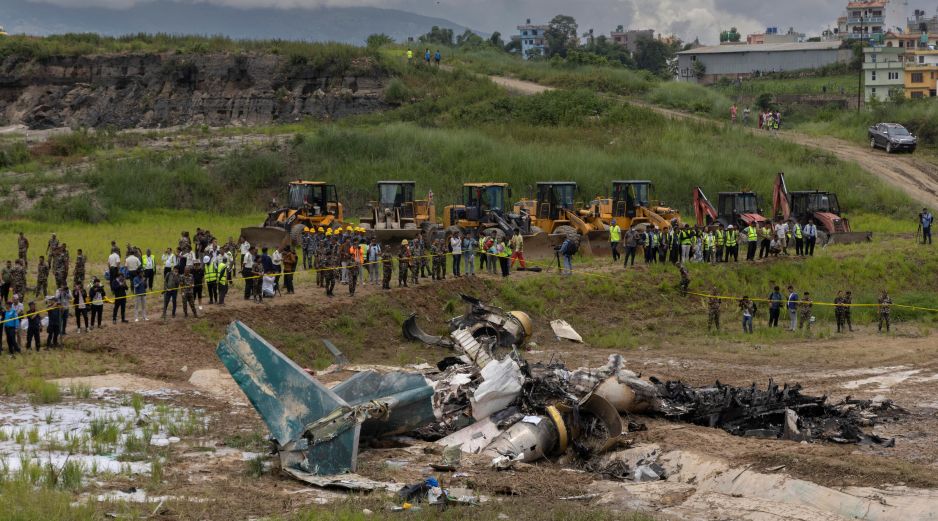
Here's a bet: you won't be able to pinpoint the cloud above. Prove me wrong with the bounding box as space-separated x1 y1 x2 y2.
27 0 926 44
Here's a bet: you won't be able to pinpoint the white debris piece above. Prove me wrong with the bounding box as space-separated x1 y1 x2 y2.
550 319 583 343
469 358 524 421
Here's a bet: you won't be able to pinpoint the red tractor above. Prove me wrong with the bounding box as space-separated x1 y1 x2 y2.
772 173 872 245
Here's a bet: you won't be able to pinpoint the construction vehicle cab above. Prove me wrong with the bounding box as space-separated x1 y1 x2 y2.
585 181 681 232
693 187 767 229
514 181 611 256
242 181 344 248
772 172 871 244
444 183 520 231
360 181 436 241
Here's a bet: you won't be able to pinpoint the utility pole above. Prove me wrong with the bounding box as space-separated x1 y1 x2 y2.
857 16 863 113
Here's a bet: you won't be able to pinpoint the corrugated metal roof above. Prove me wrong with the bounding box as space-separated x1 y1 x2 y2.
678 41 843 55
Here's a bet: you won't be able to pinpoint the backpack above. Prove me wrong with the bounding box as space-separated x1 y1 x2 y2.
565 239 579 256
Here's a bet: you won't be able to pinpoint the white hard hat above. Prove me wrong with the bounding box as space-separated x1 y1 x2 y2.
203 256 211 264
727 225 734 229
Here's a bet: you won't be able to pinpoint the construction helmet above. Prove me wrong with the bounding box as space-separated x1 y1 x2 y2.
317 227 325 233
402 239 409 245
346 225 353 232
325 229 333 236
303 227 310 233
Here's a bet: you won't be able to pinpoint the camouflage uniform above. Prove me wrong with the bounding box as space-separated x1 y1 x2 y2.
46 235 59 257
182 272 198 317
410 242 420 286
678 264 690 296
417 238 430 278
707 297 721 331
315 239 326 287
17 235 28 265
10 261 26 298
53 251 68 289
430 241 442 280
35 260 49 297
381 250 393 290
834 295 847 333
798 296 813 330
323 248 337 297
179 235 191 255
73 254 86 286
397 246 410 288
346 245 359 296
878 293 892 332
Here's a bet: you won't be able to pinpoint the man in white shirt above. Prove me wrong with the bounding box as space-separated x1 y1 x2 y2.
271 248 283 291
239 239 251 268
125 251 141 279
804 219 818 256
107 248 121 281
161 248 176 280
774 220 789 256
449 233 463 277
242 246 255 300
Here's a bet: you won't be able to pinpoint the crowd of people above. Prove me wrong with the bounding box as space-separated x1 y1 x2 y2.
608 216 820 267
0 206 925 356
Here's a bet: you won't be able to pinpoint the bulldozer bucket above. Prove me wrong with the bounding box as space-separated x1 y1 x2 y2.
241 226 290 250
581 230 611 257
371 227 423 243
825 231 873 245
521 232 556 260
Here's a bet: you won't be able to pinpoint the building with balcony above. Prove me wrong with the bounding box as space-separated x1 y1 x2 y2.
842 0 907 41
863 45 905 101
515 19 548 59
747 27 806 45
903 49 938 97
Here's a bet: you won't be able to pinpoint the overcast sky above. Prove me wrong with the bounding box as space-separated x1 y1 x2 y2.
31 0 938 43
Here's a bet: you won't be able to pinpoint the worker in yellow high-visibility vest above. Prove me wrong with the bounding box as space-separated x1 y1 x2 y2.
744 223 759 261
609 219 622 262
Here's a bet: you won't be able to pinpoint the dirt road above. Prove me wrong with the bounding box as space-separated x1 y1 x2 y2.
486 74 938 209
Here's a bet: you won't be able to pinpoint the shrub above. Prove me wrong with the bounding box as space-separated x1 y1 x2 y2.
384 78 414 105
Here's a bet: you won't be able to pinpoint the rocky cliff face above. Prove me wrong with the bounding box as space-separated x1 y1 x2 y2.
0 53 389 129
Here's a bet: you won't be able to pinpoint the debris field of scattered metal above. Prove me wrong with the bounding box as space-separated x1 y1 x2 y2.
215 295 905 497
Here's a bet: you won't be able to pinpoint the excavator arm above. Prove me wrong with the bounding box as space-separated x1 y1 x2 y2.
692 187 718 227
773 172 791 221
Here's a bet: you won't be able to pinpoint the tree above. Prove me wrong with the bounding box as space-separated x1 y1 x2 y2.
692 60 706 80
419 26 453 47
545 14 578 58
366 33 394 49
582 34 634 67
634 37 676 77
504 38 520 53
456 29 485 48
489 31 505 48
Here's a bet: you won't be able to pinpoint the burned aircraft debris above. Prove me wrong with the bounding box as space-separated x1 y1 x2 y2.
218 323 904 489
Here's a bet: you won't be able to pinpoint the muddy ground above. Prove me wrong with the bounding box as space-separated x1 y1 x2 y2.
27 266 934 520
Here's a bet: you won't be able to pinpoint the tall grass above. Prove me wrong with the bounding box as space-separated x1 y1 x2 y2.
645 82 733 117
796 97 938 146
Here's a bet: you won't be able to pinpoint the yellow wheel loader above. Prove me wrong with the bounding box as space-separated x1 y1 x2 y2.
359 181 437 242
584 180 682 233
241 181 345 249
513 182 610 257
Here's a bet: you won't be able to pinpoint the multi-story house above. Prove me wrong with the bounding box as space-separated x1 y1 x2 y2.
903 49 938 98
863 44 905 101
515 20 548 59
842 0 908 41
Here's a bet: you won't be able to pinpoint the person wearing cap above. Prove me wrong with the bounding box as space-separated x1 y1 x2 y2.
724 224 738 262
609 219 621 262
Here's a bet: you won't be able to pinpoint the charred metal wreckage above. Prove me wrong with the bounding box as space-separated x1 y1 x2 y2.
216 297 904 487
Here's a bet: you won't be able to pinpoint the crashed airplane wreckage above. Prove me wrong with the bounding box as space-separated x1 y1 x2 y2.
216 306 903 486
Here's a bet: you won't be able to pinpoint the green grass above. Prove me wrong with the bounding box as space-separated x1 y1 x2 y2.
711 73 859 97
644 81 732 117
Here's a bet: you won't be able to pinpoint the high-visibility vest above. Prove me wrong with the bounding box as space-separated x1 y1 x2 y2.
705 233 715 249
715 230 725 246
609 225 621 242
680 230 693 246
351 246 363 264
406 50 413 59
205 263 217 283
794 223 803 239
725 231 738 247
217 263 228 286
650 233 658 248
747 226 757 241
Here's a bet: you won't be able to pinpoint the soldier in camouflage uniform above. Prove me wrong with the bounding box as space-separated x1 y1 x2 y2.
61 244 70 286
316 234 327 287
677 262 690 297
46 233 59 258
73 249 86 286
878 290 892 333
834 291 847 333
410 239 420 286
35 256 49 298
798 292 813 331
17 232 28 267
707 296 721 331
843 290 854 332
53 248 68 290
381 249 393 290
397 240 410 288
11 259 26 299
416 236 430 279
323 244 337 298
430 240 441 280
181 266 198 318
